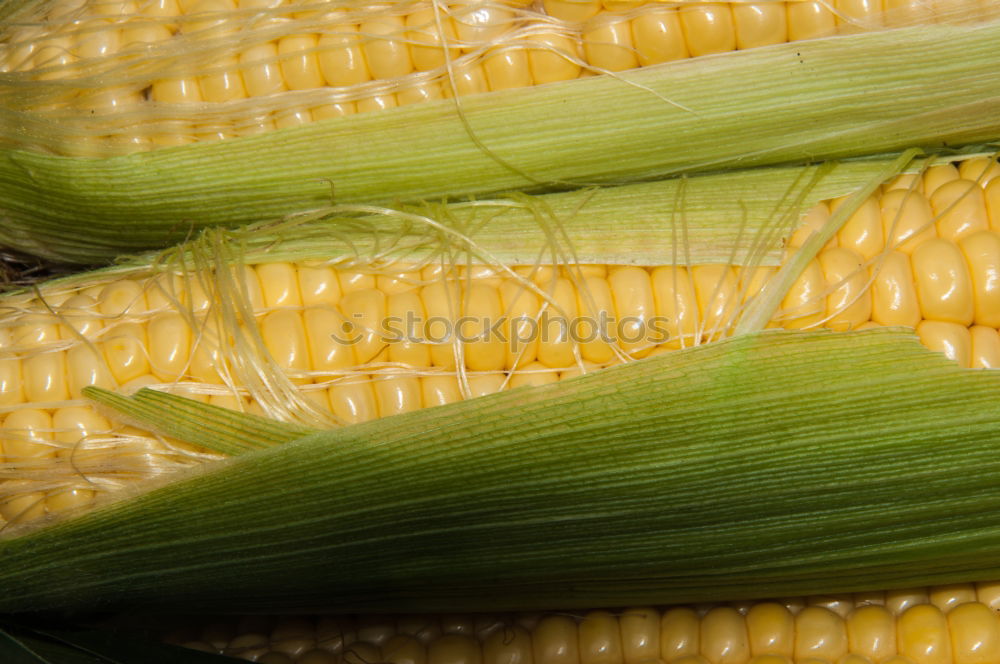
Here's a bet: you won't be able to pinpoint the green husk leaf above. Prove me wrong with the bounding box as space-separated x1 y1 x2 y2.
1 155 912 297
85 387 317 455
2 18 999 262
1 328 1000 614
0 619 241 663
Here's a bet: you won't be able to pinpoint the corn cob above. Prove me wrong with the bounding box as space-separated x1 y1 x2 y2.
162 584 1000 663
1 0 983 155
0 155 996 529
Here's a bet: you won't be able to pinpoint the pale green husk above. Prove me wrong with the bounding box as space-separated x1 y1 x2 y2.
1 153 914 302
0 329 999 613
1 16 999 263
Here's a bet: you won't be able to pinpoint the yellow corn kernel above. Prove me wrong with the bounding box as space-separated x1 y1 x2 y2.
575 275 616 364
536 278 579 369
746 602 794 658
847 605 897 663
733 3 788 49
3 408 56 463
543 0 601 23
373 375 422 418
583 15 638 72
484 47 533 91
459 284 506 372
780 258 827 330
578 610 624 664
338 289 389 365
483 625 532 664
881 189 938 254
406 8 460 72
650 266 698 349
679 3 736 57
428 634 481 664
631 7 688 65
818 247 872 331
910 238 975 325
691 265 739 341
318 22 371 87
385 291 431 368
969 325 1000 369
787 1 836 41
885 588 930 614
917 320 972 368
498 280 540 369
360 14 413 80
931 179 990 242
527 32 582 84
834 195 885 261
870 251 920 328
260 309 310 383
700 607 749 664
533 615 580 664
923 163 961 196
897 604 952 664
928 583 977 612
947 602 1000 664
794 606 848 663
384 634 427 664
608 266 657 358
619 608 659 664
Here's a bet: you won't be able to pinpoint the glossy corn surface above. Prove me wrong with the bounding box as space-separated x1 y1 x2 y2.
160 582 1000 663
0 0 986 155
1 158 998 528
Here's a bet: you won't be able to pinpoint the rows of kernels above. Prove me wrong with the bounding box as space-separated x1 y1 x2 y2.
173 586 1000 663
1 0 962 153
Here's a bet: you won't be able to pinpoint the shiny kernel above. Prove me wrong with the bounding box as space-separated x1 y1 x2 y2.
897 604 952 664
910 238 975 325
847 605 897 663
533 615 580 664
929 583 978 612
833 195 885 260
794 606 848 663
916 320 972 368
870 251 920 328
787 1 836 40
484 47 533 91
579 610 624 664
583 15 638 72
679 3 737 57
947 602 1000 664
700 607 749 664
881 189 937 254
733 3 788 49
931 179 990 242
406 8 460 71
361 14 413 79
958 157 1000 185
923 163 961 196
318 23 371 87
746 602 794 658
528 32 581 84
631 7 688 65
969 326 1000 369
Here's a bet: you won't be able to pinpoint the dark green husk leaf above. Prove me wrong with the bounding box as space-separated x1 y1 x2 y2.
2 17 999 263
1 329 999 614
0 618 241 663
